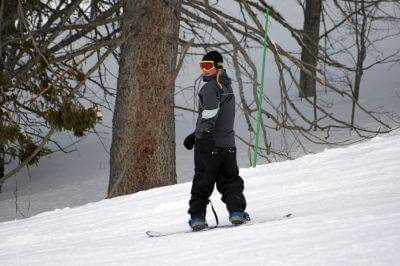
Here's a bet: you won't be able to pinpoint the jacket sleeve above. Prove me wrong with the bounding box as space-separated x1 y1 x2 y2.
198 83 220 135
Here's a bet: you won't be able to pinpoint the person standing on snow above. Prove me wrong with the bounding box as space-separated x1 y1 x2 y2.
183 51 249 231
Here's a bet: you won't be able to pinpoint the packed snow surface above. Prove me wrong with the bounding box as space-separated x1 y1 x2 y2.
0 132 399 266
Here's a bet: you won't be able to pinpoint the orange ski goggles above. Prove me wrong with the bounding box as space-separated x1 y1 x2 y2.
199 61 215 72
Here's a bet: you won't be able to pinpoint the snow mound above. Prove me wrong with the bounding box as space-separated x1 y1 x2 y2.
0 132 400 265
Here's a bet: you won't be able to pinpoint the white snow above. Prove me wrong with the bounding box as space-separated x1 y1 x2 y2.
0 132 400 266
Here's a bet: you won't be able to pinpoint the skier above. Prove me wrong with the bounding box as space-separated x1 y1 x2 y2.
183 51 249 231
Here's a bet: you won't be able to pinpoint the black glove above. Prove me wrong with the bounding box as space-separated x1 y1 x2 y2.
196 131 215 153
183 132 196 150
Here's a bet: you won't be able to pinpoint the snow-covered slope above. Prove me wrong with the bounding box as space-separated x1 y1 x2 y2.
0 132 399 266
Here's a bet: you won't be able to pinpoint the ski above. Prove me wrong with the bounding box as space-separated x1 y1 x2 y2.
146 213 292 238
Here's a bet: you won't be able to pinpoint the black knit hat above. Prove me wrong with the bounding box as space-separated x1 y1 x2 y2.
202 51 223 69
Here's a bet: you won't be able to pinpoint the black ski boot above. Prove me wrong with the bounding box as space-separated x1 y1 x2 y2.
229 211 250 225
188 216 208 231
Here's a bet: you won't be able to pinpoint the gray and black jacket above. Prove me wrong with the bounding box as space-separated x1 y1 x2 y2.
195 69 235 148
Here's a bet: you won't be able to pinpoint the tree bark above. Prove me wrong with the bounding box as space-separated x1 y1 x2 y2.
299 0 322 98
108 0 181 197
351 0 367 128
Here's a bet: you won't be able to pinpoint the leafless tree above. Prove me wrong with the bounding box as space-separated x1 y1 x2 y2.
175 0 400 164
323 0 400 128
300 0 322 98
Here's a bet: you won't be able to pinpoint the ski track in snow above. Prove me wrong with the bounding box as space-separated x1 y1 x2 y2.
0 132 400 265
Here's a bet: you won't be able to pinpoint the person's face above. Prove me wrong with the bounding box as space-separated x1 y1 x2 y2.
203 67 218 76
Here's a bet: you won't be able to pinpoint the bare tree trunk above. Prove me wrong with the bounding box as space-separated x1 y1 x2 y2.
299 0 322 98
108 0 181 197
351 0 367 128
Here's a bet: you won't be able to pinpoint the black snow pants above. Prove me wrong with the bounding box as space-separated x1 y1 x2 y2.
188 144 247 217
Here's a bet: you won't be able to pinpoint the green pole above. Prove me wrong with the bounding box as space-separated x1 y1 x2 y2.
252 8 270 168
